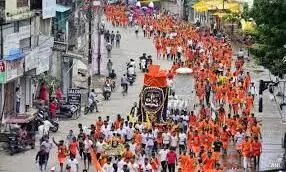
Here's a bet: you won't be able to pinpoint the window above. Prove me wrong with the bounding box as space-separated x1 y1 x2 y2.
19 37 31 51
14 21 19 32
17 0 28 8
19 19 30 27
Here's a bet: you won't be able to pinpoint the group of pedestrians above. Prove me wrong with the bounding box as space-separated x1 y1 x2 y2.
32 4 265 172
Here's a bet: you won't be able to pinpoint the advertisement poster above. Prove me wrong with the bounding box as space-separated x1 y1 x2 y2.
42 0 56 19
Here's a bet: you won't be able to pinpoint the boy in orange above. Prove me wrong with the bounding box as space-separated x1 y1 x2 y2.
203 151 215 171
69 137 78 158
150 152 159 171
250 121 261 139
122 144 134 161
53 138 68 172
95 116 104 131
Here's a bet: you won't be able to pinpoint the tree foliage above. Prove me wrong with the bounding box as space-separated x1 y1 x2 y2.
250 0 286 75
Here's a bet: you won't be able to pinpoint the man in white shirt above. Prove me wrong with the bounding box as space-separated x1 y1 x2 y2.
141 158 152 172
166 46 171 59
125 123 134 142
83 136 93 170
141 130 148 149
103 157 114 172
128 157 139 172
117 126 126 139
162 131 171 148
170 133 178 150
146 130 155 155
178 129 187 154
177 45 183 59
96 138 105 155
117 155 126 171
159 146 169 172
66 156 79 172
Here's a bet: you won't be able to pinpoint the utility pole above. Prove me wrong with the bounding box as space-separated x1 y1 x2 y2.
97 5 102 75
87 0 93 96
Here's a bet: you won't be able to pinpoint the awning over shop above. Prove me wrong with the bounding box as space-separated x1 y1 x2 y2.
192 1 209 12
5 48 24 61
56 4 71 13
193 0 241 13
212 12 227 18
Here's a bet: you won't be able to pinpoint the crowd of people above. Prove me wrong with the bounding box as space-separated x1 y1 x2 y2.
34 4 263 172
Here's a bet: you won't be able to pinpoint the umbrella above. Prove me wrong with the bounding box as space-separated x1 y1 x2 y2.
176 67 193 74
136 1 141 7
148 1 154 8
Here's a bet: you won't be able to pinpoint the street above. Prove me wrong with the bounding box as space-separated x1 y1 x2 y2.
0 22 172 172
0 20 284 172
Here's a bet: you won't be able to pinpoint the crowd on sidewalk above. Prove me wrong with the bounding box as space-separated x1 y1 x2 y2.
34 4 264 172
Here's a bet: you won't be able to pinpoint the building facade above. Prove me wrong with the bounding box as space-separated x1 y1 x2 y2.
0 0 54 121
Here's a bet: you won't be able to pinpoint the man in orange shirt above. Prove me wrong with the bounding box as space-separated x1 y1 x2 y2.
251 136 262 169
241 136 252 170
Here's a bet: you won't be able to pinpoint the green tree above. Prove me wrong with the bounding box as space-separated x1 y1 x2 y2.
250 0 286 75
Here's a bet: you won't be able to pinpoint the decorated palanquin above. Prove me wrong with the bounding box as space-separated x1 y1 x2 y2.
138 65 169 122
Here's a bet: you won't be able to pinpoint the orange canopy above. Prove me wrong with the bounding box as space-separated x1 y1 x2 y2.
144 65 167 87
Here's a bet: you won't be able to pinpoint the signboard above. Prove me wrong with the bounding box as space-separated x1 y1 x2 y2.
67 88 81 105
6 58 24 82
53 41 68 52
42 0 56 19
0 60 5 83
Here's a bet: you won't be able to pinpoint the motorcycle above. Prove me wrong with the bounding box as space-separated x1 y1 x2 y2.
35 110 59 133
56 104 79 119
84 100 97 115
127 74 136 86
103 84 112 100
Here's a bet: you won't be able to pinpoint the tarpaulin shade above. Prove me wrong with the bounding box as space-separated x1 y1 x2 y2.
192 1 209 12
193 0 241 13
144 65 167 87
5 48 24 61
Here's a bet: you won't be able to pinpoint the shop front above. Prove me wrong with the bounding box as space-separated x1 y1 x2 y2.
24 36 54 111
1 48 25 119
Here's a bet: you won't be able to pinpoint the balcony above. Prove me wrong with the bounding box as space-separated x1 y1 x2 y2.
30 0 42 10
5 9 34 22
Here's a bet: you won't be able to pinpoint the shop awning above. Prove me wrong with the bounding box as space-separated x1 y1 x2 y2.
5 48 24 61
192 1 209 12
193 0 241 13
56 4 71 13
226 3 240 13
213 12 227 18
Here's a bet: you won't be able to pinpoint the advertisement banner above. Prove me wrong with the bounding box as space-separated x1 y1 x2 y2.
42 0 56 19
0 60 6 83
6 59 24 82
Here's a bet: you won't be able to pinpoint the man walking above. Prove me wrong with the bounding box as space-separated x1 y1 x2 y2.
115 31 121 47
15 87 21 113
110 31 115 46
166 147 177 172
107 59 113 75
121 74 128 96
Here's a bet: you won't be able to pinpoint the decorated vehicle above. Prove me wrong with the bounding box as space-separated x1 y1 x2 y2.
138 65 169 122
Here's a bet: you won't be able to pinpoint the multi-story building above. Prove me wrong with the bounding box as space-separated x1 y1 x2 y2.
0 0 55 120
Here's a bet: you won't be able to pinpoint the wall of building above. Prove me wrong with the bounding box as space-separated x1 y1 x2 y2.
5 0 31 16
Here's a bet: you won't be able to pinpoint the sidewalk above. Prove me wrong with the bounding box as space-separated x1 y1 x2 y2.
232 45 285 170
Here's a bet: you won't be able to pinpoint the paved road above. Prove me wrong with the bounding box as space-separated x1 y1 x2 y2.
0 22 284 172
0 22 172 172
